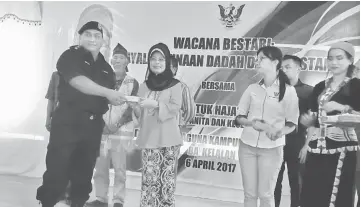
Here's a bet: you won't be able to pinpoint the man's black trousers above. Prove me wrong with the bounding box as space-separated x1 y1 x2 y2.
36 109 103 207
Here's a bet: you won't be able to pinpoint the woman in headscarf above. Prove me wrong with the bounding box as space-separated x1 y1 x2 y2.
132 43 182 207
299 41 360 207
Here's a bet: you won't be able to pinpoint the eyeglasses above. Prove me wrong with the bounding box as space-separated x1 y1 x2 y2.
150 58 165 62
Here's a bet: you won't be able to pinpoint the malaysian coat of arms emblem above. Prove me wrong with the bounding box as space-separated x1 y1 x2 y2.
218 4 245 28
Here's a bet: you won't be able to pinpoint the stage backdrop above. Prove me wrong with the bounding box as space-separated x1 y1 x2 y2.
19 0 360 202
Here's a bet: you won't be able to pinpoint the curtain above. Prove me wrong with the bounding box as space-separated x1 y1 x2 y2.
0 2 42 26
0 2 44 132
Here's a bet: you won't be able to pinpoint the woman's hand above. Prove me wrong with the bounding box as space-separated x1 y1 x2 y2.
252 119 266 132
299 145 308 164
300 111 316 127
139 99 158 109
322 101 344 113
266 128 283 141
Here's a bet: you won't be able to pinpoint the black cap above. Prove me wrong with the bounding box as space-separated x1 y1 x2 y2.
113 43 129 72
113 43 128 57
78 21 103 35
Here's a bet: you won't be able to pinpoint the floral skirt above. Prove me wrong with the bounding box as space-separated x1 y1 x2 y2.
140 145 180 207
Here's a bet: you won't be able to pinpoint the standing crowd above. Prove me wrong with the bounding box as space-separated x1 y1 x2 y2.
38 20 359 207
234 41 359 207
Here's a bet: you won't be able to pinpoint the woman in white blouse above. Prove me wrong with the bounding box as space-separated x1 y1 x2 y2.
235 46 299 207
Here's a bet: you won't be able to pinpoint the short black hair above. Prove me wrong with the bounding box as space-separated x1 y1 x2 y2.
283 55 303 67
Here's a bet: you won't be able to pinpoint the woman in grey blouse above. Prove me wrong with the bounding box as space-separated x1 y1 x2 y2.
132 43 183 207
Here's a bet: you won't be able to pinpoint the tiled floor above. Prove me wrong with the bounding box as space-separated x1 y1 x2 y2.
0 174 292 207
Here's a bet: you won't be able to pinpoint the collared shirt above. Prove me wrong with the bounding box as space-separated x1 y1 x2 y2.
237 79 299 148
56 45 116 116
136 83 183 149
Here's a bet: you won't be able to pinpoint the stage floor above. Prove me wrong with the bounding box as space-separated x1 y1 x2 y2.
0 174 292 207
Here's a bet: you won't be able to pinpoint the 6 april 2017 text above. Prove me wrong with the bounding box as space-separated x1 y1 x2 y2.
185 158 236 173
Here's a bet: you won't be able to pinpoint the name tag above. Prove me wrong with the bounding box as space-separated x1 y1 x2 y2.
268 95 278 99
267 90 279 100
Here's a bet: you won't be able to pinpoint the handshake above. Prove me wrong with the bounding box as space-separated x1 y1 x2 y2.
251 119 283 141
105 89 160 109
106 90 127 106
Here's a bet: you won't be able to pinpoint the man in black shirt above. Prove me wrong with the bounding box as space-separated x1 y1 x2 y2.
274 55 313 207
36 21 125 207
45 72 60 132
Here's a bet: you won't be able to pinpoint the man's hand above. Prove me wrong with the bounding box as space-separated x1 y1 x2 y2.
103 125 111 134
300 110 317 127
299 145 308 164
45 117 51 132
103 124 119 134
128 102 142 118
107 124 119 133
106 90 126 106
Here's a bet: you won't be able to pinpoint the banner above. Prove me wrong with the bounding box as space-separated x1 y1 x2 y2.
42 0 360 202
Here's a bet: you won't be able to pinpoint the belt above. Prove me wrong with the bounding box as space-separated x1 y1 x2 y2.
311 126 357 142
83 111 102 120
58 103 103 120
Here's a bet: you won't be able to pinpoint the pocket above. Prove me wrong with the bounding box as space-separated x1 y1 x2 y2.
97 70 114 89
265 96 283 117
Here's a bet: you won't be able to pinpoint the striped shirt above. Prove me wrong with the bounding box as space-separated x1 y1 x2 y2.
179 81 196 126
103 74 139 139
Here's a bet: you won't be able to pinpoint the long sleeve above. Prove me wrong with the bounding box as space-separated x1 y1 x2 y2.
180 83 196 124
350 78 360 111
158 83 182 122
308 81 323 113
